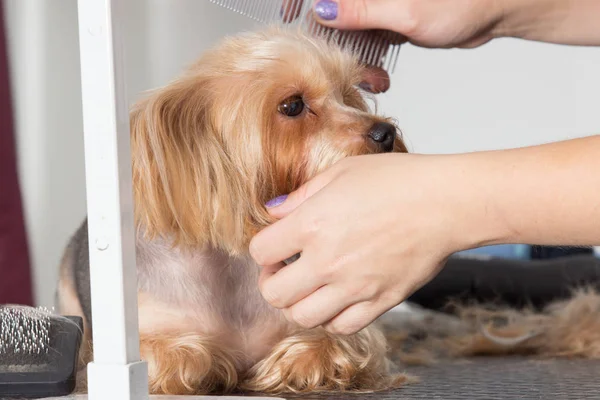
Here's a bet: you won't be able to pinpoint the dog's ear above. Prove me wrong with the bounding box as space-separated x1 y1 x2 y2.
130 76 258 253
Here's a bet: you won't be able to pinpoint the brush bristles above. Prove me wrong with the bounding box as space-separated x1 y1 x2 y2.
0 305 52 356
209 0 402 73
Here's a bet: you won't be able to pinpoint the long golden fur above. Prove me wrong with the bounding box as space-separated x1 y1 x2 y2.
57 27 408 395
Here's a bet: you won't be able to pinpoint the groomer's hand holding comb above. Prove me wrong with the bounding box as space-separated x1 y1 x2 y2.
311 0 600 47
311 0 497 48
283 0 503 92
308 0 600 91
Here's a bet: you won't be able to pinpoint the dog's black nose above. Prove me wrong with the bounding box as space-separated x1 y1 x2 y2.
367 122 396 152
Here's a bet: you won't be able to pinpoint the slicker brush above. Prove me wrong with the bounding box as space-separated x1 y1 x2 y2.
0 305 83 398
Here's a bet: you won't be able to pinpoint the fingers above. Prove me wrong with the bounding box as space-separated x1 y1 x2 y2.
252 163 344 267
282 284 358 329
322 298 396 335
259 262 286 283
250 189 315 266
258 257 324 310
312 0 405 32
250 214 304 266
257 261 287 301
265 163 339 219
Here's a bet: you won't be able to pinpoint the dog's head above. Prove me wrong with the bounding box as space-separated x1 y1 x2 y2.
131 28 407 254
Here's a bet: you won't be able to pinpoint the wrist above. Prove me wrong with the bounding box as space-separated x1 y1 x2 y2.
492 0 564 41
433 153 514 253
385 153 513 255
492 0 600 45
441 136 600 252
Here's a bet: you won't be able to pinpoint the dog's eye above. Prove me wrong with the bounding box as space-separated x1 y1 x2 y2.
278 95 305 117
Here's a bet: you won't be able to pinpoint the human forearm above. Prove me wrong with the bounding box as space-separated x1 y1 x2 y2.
450 135 600 250
495 0 600 45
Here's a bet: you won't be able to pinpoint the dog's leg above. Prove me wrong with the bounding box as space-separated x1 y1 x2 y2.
59 270 239 395
136 294 240 395
241 325 409 394
139 331 238 395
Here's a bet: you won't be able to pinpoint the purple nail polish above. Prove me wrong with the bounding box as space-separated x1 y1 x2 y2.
266 195 288 208
314 0 338 20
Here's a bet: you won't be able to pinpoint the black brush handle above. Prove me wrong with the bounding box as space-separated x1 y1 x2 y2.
408 254 600 311
0 315 83 399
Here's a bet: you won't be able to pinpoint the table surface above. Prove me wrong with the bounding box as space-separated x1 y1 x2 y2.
39 356 600 400
294 356 600 400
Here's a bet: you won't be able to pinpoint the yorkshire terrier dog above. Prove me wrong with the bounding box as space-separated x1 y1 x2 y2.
57 28 408 395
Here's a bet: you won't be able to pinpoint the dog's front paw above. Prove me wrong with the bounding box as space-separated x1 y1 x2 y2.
140 332 238 395
241 326 408 394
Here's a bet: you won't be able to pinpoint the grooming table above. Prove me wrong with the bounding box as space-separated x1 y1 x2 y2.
298 357 600 400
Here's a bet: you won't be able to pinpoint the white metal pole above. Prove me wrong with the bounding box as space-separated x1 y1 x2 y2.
77 0 148 399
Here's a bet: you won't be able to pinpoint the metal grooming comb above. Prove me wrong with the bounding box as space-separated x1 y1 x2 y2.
209 0 403 73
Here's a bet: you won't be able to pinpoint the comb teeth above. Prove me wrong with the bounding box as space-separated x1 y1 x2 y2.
209 0 402 74
0 306 52 356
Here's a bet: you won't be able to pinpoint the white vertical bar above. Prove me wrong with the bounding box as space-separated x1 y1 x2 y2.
77 0 148 399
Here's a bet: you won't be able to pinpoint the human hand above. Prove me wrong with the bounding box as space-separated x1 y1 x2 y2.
280 0 505 92
311 0 504 49
311 0 600 48
250 154 484 335
282 0 600 92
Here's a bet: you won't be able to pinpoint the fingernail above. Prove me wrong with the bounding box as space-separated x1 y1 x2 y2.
359 82 373 92
314 0 338 20
266 195 288 208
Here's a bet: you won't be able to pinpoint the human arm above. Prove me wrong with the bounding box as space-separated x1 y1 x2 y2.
495 0 600 46
250 134 600 335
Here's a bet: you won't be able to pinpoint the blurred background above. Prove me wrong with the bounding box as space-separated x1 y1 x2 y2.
0 0 599 307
